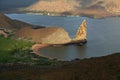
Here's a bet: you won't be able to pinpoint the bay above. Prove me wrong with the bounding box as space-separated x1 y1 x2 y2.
7 14 120 60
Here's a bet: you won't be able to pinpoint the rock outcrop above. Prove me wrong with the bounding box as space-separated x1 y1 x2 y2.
30 20 87 53
74 19 87 41
15 19 87 45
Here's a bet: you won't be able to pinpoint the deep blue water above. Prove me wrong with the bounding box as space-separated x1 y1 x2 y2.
6 14 120 60
0 0 37 12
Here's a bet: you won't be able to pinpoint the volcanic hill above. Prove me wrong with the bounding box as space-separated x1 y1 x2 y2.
25 0 120 17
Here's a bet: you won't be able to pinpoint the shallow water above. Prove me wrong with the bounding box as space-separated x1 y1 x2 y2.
7 14 120 60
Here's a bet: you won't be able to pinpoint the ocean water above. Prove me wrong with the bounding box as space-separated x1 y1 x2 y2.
0 0 37 12
7 14 120 60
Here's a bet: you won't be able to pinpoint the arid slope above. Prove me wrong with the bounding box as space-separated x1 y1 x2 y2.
15 27 71 44
25 0 120 17
0 12 44 31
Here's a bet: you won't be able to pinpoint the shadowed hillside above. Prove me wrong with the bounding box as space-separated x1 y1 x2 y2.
0 53 120 80
0 12 31 30
0 12 44 31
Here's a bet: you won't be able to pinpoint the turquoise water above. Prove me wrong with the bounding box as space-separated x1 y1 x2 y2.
7 14 120 60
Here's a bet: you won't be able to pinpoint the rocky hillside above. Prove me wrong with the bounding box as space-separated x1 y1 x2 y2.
0 12 71 44
26 0 79 13
0 53 120 80
25 0 120 17
104 0 120 13
0 12 44 31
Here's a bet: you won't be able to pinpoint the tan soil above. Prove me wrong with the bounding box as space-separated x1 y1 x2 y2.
15 26 71 44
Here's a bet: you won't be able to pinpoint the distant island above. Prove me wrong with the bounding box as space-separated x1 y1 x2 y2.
22 0 120 18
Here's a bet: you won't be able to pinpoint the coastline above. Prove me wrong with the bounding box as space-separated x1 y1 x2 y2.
14 9 120 19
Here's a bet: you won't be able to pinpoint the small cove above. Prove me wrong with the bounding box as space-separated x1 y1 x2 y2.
7 14 120 60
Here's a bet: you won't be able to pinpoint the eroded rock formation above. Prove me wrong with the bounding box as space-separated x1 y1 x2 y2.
74 19 87 41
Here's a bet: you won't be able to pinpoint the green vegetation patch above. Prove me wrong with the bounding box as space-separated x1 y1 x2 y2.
0 36 62 66
0 36 33 63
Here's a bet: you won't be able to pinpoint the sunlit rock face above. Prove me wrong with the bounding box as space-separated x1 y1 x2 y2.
74 19 87 41
26 0 79 13
15 27 71 44
40 27 71 44
103 0 120 13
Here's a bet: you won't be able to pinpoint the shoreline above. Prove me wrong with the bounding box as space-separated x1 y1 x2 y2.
3 10 120 19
